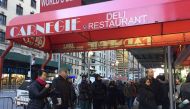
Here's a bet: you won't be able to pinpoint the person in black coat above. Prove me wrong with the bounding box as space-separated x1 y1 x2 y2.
27 70 51 109
79 75 92 109
180 73 190 109
51 68 71 109
116 80 125 106
92 74 107 109
139 69 160 107
67 77 77 109
107 81 118 109
138 78 157 109
157 75 170 109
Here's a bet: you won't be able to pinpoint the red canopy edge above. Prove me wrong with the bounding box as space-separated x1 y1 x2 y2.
5 0 190 53
6 19 190 52
6 0 190 39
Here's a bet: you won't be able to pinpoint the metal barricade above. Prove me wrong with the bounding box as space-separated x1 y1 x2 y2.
0 96 14 109
15 95 29 109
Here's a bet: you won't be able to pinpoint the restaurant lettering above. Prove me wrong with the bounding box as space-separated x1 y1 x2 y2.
40 0 81 12
41 0 73 7
10 18 80 38
62 37 152 50
84 11 148 30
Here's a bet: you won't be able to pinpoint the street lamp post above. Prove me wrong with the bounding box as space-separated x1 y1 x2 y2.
87 51 93 82
29 54 35 80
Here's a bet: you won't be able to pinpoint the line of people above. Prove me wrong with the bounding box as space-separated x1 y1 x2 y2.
26 68 139 109
78 74 138 109
26 68 176 109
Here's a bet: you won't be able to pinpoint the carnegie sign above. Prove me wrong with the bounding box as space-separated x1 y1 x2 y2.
6 10 148 39
40 0 81 12
8 18 80 38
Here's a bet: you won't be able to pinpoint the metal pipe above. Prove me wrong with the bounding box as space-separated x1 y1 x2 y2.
123 49 125 76
133 55 135 81
138 62 140 80
58 53 61 71
0 41 13 89
41 52 52 70
87 52 90 82
168 46 174 109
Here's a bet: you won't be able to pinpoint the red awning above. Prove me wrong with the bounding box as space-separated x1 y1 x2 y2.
5 0 190 52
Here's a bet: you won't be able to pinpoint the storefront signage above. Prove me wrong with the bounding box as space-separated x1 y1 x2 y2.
7 10 148 39
52 32 190 52
61 37 152 51
40 0 81 12
9 18 80 38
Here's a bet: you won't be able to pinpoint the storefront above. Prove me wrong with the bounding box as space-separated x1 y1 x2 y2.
2 0 190 108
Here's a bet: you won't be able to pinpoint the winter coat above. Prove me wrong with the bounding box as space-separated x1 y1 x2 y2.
92 80 107 101
138 85 157 109
117 82 125 105
70 82 77 106
79 80 92 101
139 77 160 105
180 82 190 109
124 84 131 97
27 81 50 109
51 76 71 108
124 84 137 97
107 85 118 104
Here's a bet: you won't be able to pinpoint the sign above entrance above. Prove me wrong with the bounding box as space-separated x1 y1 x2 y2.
40 0 82 12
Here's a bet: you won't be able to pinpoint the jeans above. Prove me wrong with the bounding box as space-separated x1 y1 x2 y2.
93 100 104 109
80 100 90 109
125 97 133 109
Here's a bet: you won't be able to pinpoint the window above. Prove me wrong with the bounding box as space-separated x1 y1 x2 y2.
30 11 34 14
91 59 95 63
82 66 85 70
15 43 21 47
0 14 6 25
0 0 7 9
0 31 5 42
82 0 111 5
62 57 67 62
75 60 79 65
99 66 101 71
92 52 95 56
75 69 77 74
53 54 57 61
16 5 23 15
77 69 79 75
69 59 73 65
91 66 95 70
31 0 36 9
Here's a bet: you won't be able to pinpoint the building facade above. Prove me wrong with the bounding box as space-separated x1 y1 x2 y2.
81 50 117 78
116 50 144 81
0 0 58 85
61 52 82 77
116 50 128 75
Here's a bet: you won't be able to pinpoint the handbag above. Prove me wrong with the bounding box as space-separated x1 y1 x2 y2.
133 97 139 106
